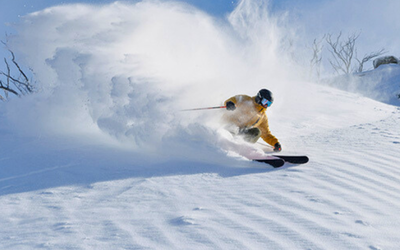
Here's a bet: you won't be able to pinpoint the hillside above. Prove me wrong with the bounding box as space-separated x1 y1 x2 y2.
1 1 400 249
1 78 400 249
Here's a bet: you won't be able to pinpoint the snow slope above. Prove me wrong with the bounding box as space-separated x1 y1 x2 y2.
324 64 400 107
1 1 400 249
1 90 400 250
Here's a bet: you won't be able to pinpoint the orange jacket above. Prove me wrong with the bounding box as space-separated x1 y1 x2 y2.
223 95 279 146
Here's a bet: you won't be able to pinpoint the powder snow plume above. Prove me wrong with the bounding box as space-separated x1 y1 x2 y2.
4 0 299 159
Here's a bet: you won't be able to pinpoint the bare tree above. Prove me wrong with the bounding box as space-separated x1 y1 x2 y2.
309 35 325 81
0 43 34 101
355 48 386 73
326 32 360 75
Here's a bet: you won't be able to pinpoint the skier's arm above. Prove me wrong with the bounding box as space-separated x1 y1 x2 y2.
258 116 279 147
260 130 279 147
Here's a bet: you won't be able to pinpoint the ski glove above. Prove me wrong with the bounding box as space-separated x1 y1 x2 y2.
226 101 236 111
274 143 282 152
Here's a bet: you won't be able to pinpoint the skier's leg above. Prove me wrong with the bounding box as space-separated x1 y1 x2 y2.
239 128 261 143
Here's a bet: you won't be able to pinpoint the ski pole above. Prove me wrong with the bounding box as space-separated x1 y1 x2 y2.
181 106 226 111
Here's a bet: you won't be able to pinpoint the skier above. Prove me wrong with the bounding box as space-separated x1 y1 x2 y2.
223 89 282 152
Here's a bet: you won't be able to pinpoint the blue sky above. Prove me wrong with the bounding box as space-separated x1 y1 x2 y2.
0 0 238 60
0 0 286 58
2 0 236 37
0 0 327 37
1 0 399 70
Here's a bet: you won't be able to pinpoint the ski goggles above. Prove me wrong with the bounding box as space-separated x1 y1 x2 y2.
261 98 272 107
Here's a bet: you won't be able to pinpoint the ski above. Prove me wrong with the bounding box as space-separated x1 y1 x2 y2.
272 155 309 164
253 155 309 168
253 158 285 168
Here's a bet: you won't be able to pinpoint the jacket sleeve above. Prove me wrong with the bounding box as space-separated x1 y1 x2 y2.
257 115 279 146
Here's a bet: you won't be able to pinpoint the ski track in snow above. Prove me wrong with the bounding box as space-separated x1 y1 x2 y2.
1 108 399 249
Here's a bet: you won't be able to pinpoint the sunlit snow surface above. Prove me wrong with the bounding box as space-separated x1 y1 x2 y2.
1 1 400 249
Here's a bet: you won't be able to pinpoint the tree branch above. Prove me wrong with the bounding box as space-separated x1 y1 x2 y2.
0 79 20 96
309 35 325 81
326 32 360 75
0 42 34 100
355 48 386 73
